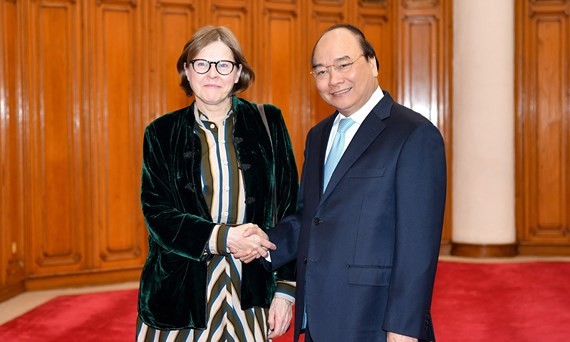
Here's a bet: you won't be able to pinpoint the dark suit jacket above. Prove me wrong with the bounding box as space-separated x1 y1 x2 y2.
268 92 446 341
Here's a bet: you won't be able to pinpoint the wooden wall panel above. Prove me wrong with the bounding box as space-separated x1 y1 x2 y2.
91 0 146 268
398 2 439 125
534 17 564 234
27 0 85 274
0 0 26 299
259 1 304 159
151 1 196 116
516 1 570 254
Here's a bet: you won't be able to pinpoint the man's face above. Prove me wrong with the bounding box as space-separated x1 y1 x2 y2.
312 28 379 116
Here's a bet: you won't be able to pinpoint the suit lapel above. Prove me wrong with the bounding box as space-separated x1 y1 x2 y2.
321 94 394 200
318 116 336 194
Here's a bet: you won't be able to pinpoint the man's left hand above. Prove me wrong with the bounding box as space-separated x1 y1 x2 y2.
387 332 418 342
267 297 293 339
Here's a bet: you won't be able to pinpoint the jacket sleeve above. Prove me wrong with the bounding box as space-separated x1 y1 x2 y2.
140 122 214 262
382 122 447 340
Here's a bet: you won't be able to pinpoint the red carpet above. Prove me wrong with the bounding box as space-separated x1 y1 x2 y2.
1 261 569 341
432 261 570 341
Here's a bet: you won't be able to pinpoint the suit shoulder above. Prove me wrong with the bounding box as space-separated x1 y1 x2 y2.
391 102 439 132
312 113 336 132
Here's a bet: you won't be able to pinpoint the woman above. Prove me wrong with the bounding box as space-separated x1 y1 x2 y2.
136 26 298 341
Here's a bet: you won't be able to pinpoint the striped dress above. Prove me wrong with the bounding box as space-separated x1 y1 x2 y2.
136 107 293 342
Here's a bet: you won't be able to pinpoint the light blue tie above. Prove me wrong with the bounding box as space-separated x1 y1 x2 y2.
323 118 355 191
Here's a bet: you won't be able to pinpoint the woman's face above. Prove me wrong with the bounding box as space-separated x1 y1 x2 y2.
184 40 242 108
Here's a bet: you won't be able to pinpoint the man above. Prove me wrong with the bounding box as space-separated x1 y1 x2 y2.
243 24 446 341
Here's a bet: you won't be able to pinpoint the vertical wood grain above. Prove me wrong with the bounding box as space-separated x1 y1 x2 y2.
0 0 26 292
259 0 304 160
516 1 570 253
27 0 85 274
90 0 146 267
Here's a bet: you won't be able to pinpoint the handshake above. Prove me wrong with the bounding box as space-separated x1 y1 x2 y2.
226 223 276 263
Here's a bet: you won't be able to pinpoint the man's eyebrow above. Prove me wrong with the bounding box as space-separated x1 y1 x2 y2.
312 55 351 68
334 55 352 62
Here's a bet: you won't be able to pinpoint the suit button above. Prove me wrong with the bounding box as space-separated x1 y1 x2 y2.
313 217 321 225
303 257 308 264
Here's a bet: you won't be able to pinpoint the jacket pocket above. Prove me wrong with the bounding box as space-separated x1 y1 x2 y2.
347 264 392 286
347 168 386 178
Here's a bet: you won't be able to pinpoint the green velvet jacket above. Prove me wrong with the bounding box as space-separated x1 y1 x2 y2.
138 96 299 330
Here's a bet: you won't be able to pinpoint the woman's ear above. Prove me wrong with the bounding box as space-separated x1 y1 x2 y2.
234 64 243 84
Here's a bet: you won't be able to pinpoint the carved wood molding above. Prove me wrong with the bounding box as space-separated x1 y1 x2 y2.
96 0 136 7
402 0 439 9
155 0 194 10
313 0 343 5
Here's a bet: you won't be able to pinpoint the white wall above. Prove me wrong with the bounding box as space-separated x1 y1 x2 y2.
452 0 515 244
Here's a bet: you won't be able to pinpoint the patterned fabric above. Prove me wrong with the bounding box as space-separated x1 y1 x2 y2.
136 109 268 341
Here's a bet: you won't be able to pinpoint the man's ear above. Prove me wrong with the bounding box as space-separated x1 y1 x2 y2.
369 57 379 77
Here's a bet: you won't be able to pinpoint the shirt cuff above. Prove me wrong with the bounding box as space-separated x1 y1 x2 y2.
275 280 296 304
208 224 230 256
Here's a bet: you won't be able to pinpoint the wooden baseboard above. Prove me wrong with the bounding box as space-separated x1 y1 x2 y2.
0 281 25 303
451 243 518 258
25 268 142 292
518 244 570 256
439 241 452 255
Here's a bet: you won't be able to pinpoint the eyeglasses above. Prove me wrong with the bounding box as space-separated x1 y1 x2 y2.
189 59 238 75
310 55 364 80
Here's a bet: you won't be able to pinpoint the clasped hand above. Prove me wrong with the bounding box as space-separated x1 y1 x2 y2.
226 223 276 263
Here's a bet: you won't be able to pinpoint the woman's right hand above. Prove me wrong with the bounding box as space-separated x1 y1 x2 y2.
227 223 276 262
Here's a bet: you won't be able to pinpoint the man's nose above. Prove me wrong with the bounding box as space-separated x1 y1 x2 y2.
328 68 343 85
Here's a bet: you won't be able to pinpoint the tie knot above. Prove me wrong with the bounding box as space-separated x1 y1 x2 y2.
337 118 355 134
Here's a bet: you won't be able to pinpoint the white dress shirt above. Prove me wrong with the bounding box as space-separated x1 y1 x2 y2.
324 86 384 161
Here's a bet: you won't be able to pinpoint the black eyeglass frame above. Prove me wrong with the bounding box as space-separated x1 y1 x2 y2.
189 59 238 75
